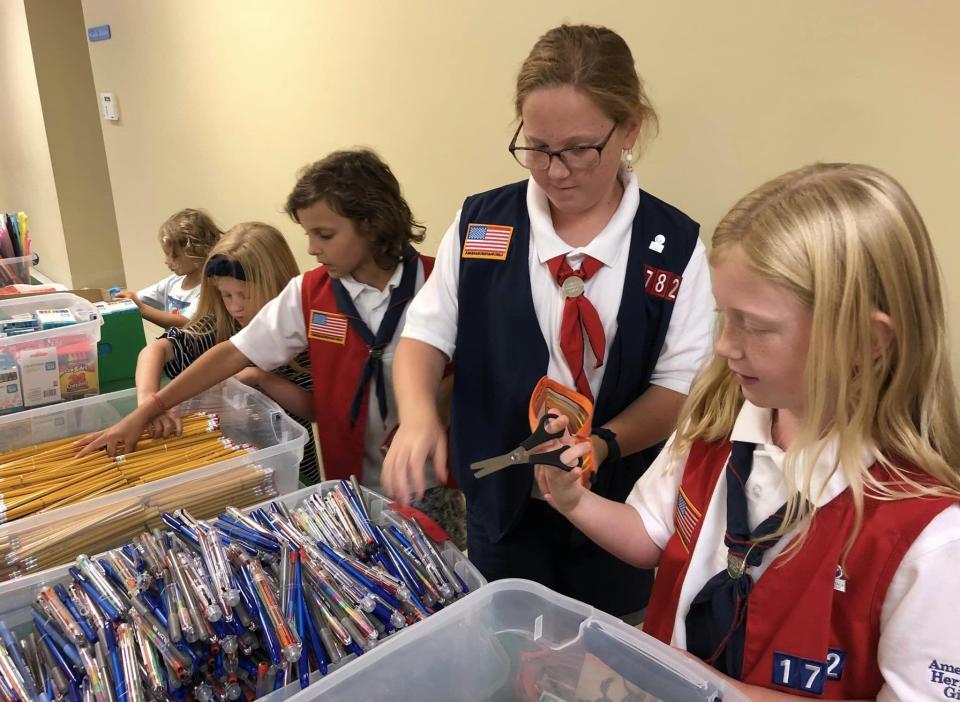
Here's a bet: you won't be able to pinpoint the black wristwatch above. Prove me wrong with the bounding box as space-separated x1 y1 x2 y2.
591 427 621 464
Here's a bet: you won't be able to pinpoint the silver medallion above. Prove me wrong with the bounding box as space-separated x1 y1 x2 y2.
726 550 747 579
561 276 585 298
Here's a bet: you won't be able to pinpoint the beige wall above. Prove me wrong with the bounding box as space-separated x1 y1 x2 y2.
80 1 960 370
25 0 125 289
0 0 72 286
0 0 125 289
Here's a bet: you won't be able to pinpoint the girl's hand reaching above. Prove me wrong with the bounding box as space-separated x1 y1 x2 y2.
146 410 182 439
113 289 143 309
74 404 155 458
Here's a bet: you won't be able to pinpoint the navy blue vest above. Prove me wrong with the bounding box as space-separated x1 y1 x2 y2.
452 180 701 542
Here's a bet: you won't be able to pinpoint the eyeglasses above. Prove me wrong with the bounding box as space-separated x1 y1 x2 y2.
508 121 619 171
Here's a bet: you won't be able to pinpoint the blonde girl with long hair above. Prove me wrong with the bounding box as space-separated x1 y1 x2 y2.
536 163 960 700
133 222 320 484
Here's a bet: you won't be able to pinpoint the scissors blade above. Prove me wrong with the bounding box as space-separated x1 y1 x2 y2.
470 447 530 478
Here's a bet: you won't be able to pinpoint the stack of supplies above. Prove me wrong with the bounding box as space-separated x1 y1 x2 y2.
0 212 32 286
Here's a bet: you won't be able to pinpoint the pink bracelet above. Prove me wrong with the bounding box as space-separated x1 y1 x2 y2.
152 392 168 412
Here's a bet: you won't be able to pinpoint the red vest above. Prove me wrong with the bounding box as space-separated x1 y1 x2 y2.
644 439 955 699
300 257 434 482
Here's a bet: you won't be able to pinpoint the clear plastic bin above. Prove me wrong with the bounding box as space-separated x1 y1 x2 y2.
0 378 306 581
277 578 749 702
0 292 103 406
0 481 485 700
0 254 31 286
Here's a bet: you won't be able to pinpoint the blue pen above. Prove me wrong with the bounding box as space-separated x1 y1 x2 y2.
69 571 121 622
452 568 470 595
138 591 167 628
160 513 201 549
381 529 426 597
103 625 126 702
32 608 83 671
386 526 444 603
238 566 280 665
368 602 396 633
300 589 328 677
121 545 143 573
386 525 418 557
96 559 127 594
319 546 403 611
33 613 80 685
369 527 407 582
294 570 310 688
231 570 257 625
44 670 55 701
400 585 433 620
214 520 280 553
154 575 168 620
345 637 364 658
174 641 200 670
217 512 275 537
219 511 281 542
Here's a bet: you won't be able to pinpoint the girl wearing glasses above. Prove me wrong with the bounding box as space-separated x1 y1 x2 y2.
384 24 714 617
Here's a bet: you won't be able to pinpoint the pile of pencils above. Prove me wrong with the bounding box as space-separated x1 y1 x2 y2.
0 414 280 580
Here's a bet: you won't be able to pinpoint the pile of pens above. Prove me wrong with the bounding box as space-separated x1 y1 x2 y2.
0 478 471 702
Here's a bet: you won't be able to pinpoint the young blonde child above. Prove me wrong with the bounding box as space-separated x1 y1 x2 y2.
134 222 320 484
117 208 223 329
537 163 960 700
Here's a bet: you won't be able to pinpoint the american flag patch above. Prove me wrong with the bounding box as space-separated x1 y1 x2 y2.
674 487 702 552
462 223 513 260
308 310 348 344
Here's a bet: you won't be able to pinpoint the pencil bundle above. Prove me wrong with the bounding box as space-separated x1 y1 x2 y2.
0 413 282 580
0 413 237 525
0 467 278 581
0 480 472 702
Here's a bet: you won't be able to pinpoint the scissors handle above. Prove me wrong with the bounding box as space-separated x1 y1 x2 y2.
519 413 564 451
530 446 582 472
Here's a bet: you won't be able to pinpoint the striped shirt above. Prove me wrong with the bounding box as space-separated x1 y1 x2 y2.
161 318 320 484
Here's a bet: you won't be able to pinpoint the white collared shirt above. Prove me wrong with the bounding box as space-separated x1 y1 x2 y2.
628 401 960 700
231 262 437 492
401 171 715 400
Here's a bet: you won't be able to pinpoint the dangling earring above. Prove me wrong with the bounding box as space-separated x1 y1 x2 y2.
623 149 634 172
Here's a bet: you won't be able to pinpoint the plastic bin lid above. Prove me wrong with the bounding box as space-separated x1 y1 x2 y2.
286 578 750 701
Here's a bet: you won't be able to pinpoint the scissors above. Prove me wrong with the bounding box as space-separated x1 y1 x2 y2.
470 413 583 479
